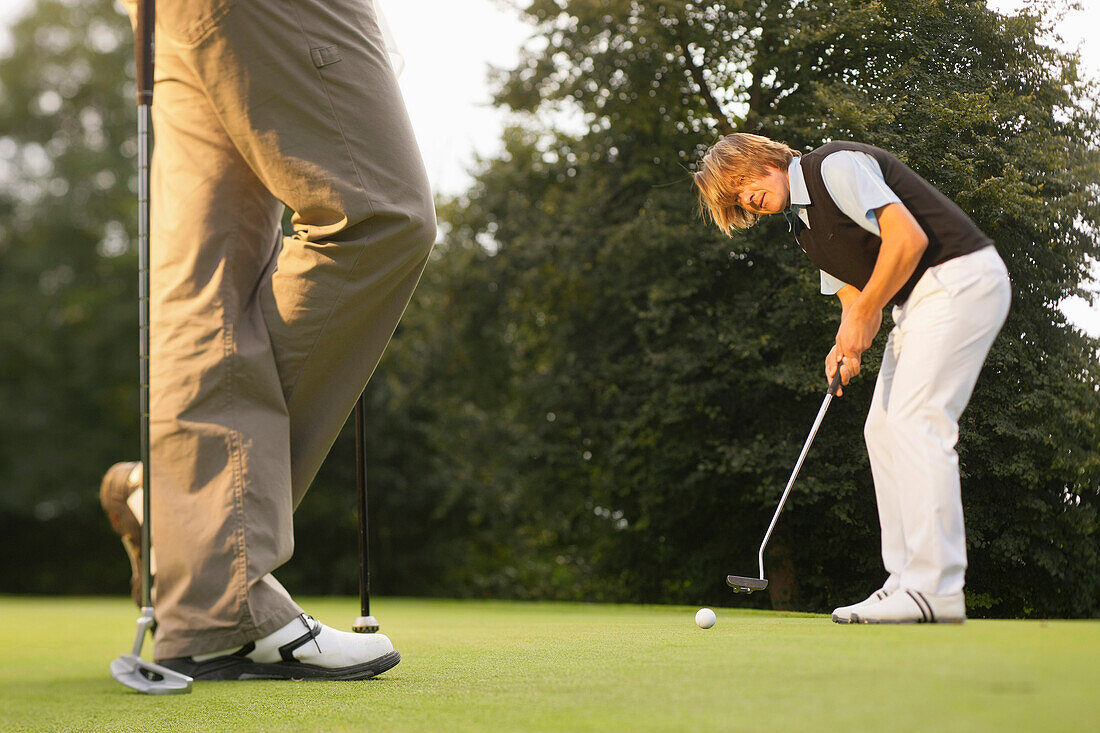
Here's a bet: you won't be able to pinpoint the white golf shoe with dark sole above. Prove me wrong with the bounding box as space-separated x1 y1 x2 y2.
831 588 892 624
850 589 966 624
159 614 400 681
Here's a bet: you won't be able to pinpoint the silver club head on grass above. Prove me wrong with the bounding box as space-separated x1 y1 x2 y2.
110 654 193 695
110 607 193 694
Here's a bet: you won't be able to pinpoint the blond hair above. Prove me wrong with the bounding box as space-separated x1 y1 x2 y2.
693 133 797 234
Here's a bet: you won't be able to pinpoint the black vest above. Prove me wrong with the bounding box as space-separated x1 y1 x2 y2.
795 141 993 305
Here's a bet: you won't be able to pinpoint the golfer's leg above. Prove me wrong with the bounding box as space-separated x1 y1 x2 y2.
886 252 1010 595
863 322 907 591
148 44 302 659
192 0 436 506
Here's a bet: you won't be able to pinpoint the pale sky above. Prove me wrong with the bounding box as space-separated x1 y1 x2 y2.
0 0 1097 333
380 0 532 197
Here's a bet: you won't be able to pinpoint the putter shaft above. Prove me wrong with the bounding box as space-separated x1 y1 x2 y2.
755 387 835 580
353 392 379 633
111 0 193 694
729 365 844 592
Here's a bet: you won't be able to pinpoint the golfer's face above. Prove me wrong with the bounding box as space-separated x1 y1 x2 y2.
736 167 789 215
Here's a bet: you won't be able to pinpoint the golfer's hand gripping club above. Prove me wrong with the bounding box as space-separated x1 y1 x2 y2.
827 360 844 396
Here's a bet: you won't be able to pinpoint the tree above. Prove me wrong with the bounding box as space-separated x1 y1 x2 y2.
2 0 1096 618
0 0 143 592
424 0 1099 615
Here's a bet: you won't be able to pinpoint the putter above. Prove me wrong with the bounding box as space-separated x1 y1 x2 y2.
109 0 193 694
352 391 380 633
727 364 845 594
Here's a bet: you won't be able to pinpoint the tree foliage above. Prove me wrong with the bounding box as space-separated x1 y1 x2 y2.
0 0 142 592
417 0 1099 615
1 0 1096 617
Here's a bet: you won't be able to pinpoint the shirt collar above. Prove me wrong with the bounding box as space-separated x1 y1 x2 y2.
787 155 810 207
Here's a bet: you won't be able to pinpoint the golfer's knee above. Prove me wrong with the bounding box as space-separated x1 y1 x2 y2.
367 191 436 263
864 409 889 447
881 409 957 453
329 206 433 283
404 195 437 260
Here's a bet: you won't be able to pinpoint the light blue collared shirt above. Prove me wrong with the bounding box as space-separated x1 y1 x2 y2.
787 152 902 295
787 156 812 230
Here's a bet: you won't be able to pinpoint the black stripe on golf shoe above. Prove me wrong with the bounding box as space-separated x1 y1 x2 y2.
278 617 323 662
905 590 931 622
910 589 937 620
911 591 936 623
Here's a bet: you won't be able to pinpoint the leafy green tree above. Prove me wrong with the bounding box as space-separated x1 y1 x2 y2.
2 0 1096 619
0 0 141 592
422 0 1099 615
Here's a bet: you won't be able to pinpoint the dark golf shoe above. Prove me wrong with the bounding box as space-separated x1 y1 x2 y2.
99 461 146 606
159 614 401 681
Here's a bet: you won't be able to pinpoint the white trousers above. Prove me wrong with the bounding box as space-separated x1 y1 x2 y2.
864 246 1011 595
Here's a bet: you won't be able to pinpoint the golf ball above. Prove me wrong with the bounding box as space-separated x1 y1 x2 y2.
695 608 717 629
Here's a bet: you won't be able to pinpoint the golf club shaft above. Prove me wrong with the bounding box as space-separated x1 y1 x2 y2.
756 366 844 580
355 391 370 617
112 0 192 695
136 0 154 613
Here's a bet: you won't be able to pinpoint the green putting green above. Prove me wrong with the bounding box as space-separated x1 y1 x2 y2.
1 596 1096 732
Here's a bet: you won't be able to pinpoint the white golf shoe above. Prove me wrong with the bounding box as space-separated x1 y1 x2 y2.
159 614 400 680
831 587 893 624
850 589 966 624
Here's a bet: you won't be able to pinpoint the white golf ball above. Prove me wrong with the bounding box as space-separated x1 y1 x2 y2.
695 607 717 629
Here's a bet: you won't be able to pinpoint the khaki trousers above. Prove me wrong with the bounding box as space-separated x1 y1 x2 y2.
864 247 1010 596
124 0 435 658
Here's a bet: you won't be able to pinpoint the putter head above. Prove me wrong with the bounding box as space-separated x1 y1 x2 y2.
110 654 193 695
352 615 380 633
726 575 769 594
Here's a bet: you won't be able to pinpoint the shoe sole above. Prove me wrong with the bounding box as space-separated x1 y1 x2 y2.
99 461 144 606
850 615 966 625
159 649 401 681
831 614 853 624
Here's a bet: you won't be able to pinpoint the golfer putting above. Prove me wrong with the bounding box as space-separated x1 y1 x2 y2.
100 0 435 687
695 134 1011 624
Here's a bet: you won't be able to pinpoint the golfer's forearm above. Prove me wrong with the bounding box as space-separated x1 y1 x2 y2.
836 285 861 317
853 204 928 314
855 242 922 312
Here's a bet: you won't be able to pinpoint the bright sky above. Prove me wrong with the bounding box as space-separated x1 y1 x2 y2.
0 0 1097 332
380 0 532 197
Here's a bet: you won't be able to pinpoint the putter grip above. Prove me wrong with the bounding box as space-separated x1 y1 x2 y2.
135 0 154 105
827 362 844 396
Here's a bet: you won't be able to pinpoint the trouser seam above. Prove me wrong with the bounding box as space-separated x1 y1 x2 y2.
220 226 257 637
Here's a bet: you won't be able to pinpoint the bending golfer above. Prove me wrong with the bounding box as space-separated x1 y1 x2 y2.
694 134 1010 623
99 1 434 678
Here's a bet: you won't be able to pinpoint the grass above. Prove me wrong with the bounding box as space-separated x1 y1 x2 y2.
0 596 1097 732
